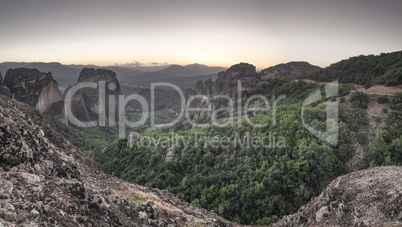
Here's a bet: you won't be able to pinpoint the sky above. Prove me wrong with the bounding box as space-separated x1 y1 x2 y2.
0 0 401 69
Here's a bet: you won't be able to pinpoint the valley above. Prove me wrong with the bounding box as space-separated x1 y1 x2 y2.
1 51 402 226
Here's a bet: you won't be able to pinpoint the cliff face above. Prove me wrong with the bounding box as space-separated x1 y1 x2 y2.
0 94 234 226
0 73 11 97
66 68 122 123
3 68 62 113
261 61 321 81
195 63 261 96
273 166 402 227
179 63 263 128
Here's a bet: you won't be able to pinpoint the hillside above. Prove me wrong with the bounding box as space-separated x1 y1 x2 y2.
300 51 402 87
0 94 234 226
262 61 321 81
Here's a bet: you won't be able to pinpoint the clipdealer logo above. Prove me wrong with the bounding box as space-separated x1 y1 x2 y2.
64 80 339 147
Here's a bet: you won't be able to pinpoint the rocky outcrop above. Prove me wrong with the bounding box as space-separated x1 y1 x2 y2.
3 68 62 113
65 68 122 124
0 94 234 226
41 100 67 123
179 63 263 128
273 166 402 227
165 147 176 162
195 63 261 96
0 73 11 97
261 61 321 81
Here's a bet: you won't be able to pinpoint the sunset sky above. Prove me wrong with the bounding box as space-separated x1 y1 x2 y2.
1 0 401 69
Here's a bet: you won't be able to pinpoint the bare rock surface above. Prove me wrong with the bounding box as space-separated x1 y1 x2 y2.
0 73 11 97
3 68 62 113
63 67 122 124
0 95 235 226
195 63 260 96
273 166 402 227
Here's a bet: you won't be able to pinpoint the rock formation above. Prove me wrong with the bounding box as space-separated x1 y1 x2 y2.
0 94 234 226
181 63 263 127
41 100 67 123
3 68 62 113
65 68 122 124
273 166 402 227
261 61 321 81
195 63 261 97
165 147 176 162
0 73 11 97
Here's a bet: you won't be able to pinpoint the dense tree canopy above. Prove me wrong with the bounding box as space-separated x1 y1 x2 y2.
300 51 402 87
367 92 402 166
91 80 360 224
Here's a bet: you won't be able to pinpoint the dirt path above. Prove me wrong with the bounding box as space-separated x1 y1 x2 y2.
298 79 402 95
365 85 402 95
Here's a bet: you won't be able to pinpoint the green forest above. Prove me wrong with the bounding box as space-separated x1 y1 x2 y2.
89 80 378 225
300 51 402 87
367 92 402 166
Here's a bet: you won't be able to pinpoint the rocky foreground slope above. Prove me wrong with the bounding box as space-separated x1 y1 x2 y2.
0 94 234 226
273 166 402 227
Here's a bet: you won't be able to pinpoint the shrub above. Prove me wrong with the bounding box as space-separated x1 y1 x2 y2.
350 91 369 109
356 132 368 145
377 96 389 104
350 91 369 103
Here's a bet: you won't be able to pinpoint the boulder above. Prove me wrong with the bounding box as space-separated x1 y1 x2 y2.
273 166 402 227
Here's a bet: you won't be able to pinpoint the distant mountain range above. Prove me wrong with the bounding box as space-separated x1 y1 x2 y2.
120 64 226 88
0 62 226 91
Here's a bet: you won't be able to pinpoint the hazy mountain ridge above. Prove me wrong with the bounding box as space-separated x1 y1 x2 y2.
0 62 225 91
121 63 226 89
140 63 226 78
